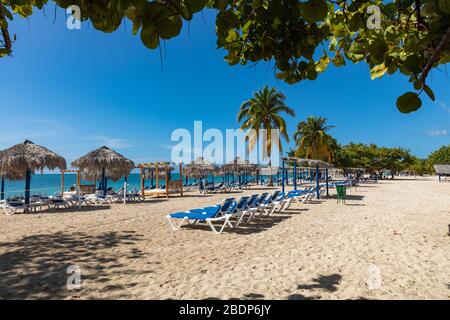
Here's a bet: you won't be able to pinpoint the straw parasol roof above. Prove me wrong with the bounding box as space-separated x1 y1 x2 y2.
187 157 215 168
72 146 134 179
434 164 450 175
259 166 280 176
80 167 135 182
184 157 218 178
0 149 21 180
282 157 334 169
222 157 259 173
0 150 21 180
0 140 66 179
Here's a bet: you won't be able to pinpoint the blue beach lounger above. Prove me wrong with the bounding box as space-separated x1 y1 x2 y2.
235 194 259 225
166 198 236 234
241 192 269 223
256 191 280 211
261 192 289 215
227 196 249 226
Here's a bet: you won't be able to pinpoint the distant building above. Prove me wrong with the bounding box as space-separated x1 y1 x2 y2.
433 164 450 182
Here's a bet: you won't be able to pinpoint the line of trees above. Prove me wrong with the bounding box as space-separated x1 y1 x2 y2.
293 133 450 178
238 86 449 178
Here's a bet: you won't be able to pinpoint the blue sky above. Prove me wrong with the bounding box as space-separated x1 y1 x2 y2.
0 8 449 167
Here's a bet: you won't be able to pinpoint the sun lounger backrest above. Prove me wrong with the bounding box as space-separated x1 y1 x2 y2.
235 197 249 211
261 193 273 205
226 201 238 214
275 192 285 201
256 193 269 205
268 191 280 202
219 198 236 214
245 194 259 209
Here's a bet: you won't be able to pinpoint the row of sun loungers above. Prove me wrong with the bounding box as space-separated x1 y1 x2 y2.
0 187 145 215
1 178 360 216
166 187 322 234
0 194 86 215
202 182 252 194
1 180 256 215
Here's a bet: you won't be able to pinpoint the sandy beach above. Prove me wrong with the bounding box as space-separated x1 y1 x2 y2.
0 176 449 300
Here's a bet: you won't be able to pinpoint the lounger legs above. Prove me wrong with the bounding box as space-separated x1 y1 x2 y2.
206 216 233 234
166 216 189 231
167 215 233 234
3 207 16 215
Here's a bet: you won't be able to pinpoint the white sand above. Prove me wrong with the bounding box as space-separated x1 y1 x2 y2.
0 176 449 300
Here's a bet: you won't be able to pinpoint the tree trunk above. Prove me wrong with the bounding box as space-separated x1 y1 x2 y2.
268 160 274 186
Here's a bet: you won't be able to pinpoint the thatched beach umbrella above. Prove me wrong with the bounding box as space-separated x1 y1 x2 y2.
223 157 257 173
222 157 258 184
282 157 334 197
0 140 67 205
185 157 217 180
0 148 26 200
80 165 140 183
72 146 134 195
0 150 24 200
283 157 334 169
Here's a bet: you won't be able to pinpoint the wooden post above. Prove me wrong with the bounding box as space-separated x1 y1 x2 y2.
180 163 184 197
140 166 144 200
123 176 127 205
156 165 159 189
61 170 65 196
151 170 154 188
166 167 169 198
77 171 81 194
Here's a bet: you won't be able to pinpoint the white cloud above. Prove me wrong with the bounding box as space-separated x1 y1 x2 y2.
437 100 450 113
0 117 72 145
428 129 448 136
159 143 176 150
89 135 134 149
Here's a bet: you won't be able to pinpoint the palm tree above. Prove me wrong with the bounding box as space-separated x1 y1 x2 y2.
293 116 336 161
238 85 295 185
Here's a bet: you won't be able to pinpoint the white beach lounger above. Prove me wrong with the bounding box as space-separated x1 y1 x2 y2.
166 199 237 234
1 200 29 215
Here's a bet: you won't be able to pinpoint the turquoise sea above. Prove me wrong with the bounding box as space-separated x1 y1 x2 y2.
0 173 258 198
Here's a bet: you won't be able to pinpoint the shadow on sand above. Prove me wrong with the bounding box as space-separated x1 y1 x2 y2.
202 274 343 300
182 215 293 235
0 230 145 299
39 205 112 214
297 274 342 292
327 194 365 201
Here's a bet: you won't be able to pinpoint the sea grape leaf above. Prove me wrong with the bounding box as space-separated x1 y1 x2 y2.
396 92 422 113
370 63 388 80
423 85 435 101
301 0 328 23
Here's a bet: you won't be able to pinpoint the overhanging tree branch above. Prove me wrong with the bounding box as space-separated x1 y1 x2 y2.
420 25 450 83
0 3 12 54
